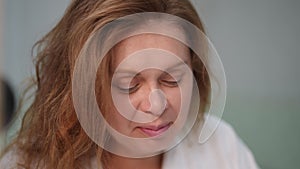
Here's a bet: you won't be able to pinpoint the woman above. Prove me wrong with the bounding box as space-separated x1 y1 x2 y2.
0 0 259 168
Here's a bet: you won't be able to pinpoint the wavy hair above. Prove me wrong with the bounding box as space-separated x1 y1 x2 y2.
1 0 209 168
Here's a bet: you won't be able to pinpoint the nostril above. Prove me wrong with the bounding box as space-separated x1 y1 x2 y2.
148 89 167 116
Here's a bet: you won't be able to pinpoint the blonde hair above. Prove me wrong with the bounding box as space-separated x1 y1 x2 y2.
1 0 209 168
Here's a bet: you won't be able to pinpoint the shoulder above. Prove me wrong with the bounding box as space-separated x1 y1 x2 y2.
199 117 260 169
0 147 23 169
163 116 260 169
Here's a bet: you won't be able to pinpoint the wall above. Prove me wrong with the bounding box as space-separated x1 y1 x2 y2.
192 0 300 169
2 0 70 95
0 0 4 133
0 0 71 150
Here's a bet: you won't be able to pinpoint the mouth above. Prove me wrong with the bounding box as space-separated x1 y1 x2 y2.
138 122 172 137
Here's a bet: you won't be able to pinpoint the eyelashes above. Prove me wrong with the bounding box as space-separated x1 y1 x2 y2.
112 70 186 94
160 79 181 87
117 83 139 93
114 79 182 94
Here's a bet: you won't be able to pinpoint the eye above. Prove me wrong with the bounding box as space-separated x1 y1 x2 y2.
160 79 181 87
112 75 140 94
116 83 139 94
160 72 183 87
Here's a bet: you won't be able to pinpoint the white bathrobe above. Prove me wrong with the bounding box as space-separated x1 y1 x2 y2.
0 118 260 169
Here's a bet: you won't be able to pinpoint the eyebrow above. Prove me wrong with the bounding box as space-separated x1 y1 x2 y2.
114 59 189 75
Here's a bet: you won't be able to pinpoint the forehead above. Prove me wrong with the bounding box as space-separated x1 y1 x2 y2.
112 34 191 68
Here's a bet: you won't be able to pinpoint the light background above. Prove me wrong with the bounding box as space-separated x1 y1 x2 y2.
0 0 299 169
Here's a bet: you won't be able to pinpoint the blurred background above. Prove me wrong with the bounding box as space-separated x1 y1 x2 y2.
0 0 299 169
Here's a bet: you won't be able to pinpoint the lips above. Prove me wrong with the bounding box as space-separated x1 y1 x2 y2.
138 122 172 137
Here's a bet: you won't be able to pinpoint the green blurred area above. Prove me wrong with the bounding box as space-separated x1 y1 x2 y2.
223 95 300 169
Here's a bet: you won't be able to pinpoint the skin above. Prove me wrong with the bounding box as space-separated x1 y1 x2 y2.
104 34 193 169
110 34 192 138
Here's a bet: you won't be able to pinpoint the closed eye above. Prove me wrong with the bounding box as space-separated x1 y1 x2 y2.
117 83 140 93
160 79 181 87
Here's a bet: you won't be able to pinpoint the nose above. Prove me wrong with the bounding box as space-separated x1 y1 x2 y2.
140 89 167 116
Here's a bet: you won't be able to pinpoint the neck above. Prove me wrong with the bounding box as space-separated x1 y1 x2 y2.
103 152 163 169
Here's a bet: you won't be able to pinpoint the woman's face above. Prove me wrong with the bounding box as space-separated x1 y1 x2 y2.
107 34 193 138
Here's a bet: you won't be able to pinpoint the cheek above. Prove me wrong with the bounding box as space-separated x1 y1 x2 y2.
164 88 182 112
105 107 132 134
168 79 194 117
